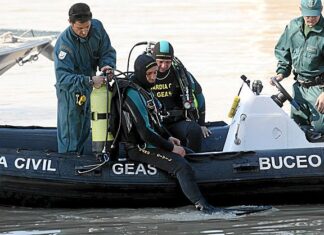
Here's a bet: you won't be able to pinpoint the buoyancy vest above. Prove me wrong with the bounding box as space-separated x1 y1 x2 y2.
170 57 199 121
109 77 165 149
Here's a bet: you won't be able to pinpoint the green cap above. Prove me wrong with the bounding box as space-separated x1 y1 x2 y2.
301 0 322 16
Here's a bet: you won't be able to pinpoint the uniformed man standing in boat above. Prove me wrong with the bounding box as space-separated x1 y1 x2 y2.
151 41 210 152
271 0 324 134
120 53 220 214
54 3 116 154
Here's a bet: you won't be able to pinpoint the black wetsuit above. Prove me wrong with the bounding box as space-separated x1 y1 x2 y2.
120 54 205 204
123 86 204 204
151 66 205 152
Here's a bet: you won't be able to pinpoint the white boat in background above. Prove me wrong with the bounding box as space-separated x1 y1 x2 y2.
0 30 56 75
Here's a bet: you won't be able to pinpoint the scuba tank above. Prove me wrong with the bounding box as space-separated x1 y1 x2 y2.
90 82 114 154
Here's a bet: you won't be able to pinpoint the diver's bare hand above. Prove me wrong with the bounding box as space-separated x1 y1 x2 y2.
168 136 181 146
270 74 284 86
172 145 186 157
201 126 211 138
316 92 324 113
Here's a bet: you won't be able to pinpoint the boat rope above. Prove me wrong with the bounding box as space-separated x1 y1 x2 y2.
77 155 110 175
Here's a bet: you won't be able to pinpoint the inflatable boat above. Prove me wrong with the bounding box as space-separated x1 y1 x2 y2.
1 72 324 208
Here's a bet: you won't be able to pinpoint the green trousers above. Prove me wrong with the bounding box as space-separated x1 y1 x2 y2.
292 82 324 133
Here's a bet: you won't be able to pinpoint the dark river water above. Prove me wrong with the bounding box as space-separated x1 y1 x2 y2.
1 0 324 234
0 204 323 234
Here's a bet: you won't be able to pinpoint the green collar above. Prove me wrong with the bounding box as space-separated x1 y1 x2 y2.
298 15 324 34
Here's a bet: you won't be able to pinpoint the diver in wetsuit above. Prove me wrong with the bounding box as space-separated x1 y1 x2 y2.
151 41 210 152
121 54 219 214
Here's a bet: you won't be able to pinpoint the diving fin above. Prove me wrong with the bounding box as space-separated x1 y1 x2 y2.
195 198 272 216
224 205 272 216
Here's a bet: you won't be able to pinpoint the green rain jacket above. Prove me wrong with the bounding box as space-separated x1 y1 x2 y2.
275 16 324 79
275 16 324 132
54 19 116 154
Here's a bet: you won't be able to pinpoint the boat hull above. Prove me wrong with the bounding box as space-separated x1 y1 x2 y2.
1 125 324 207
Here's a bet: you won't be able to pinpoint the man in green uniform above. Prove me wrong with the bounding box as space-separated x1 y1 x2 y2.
272 0 324 133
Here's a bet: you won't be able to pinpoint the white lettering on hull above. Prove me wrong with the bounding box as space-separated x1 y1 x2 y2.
14 158 56 171
259 155 321 170
0 156 8 168
112 163 157 175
